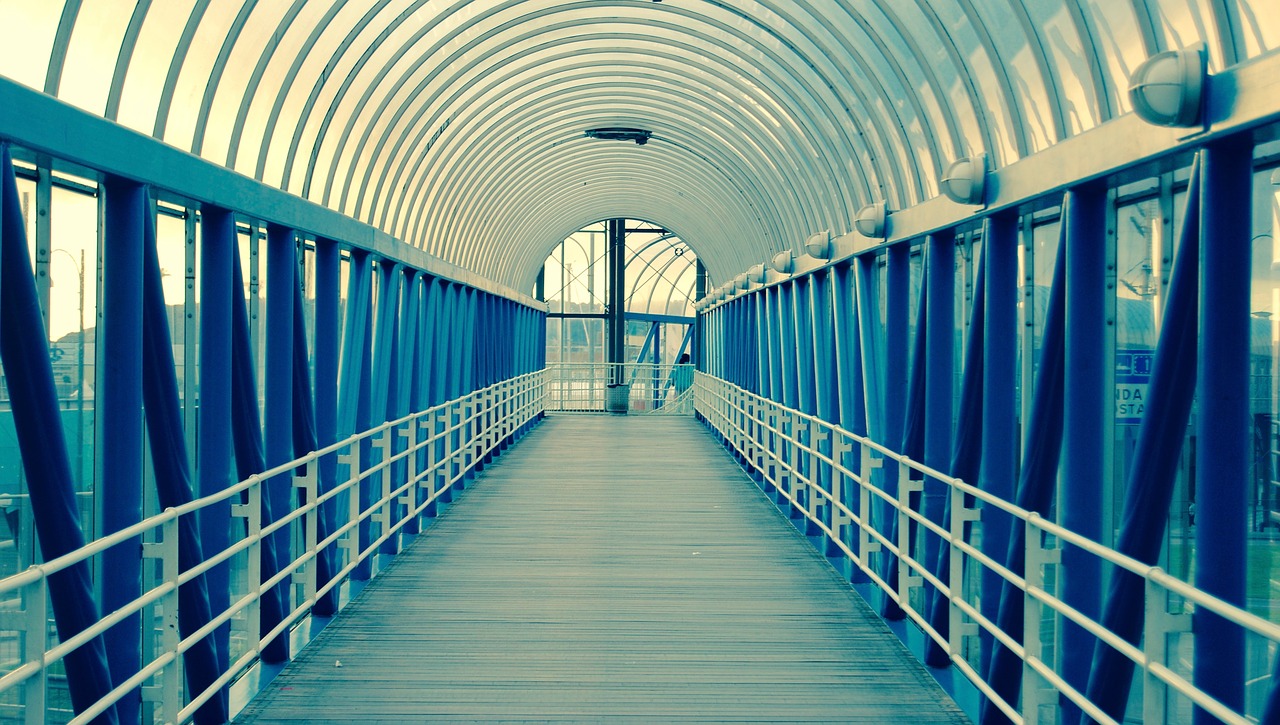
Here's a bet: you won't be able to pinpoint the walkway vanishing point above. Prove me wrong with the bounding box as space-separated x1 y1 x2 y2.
235 415 968 723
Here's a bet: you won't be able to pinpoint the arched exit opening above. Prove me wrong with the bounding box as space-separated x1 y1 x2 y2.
538 219 709 411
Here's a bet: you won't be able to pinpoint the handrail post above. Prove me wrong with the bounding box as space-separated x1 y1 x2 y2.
403 418 419 523
896 459 923 610
234 477 263 654
948 482 980 660
1142 569 1190 723
338 446 360 568
23 575 47 725
858 445 882 577
1022 514 1060 725
828 435 852 557
423 410 439 516
157 515 181 724
374 429 392 536
296 462 319 607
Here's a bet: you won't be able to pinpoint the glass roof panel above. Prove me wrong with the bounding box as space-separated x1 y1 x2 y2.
197 0 292 164
0 0 63 92
1026 2 1100 135
1233 0 1280 57
59 0 133 115
0 0 1277 290
116 0 198 134
1082 0 1147 118
975 0 1060 152
163 1 245 152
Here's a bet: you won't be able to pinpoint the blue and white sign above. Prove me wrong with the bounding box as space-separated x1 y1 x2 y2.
1115 349 1154 424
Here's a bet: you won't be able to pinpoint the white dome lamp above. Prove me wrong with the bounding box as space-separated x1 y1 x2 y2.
854 202 888 239
940 154 988 206
1128 47 1205 127
804 230 832 260
747 263 767 284
770 249 794 274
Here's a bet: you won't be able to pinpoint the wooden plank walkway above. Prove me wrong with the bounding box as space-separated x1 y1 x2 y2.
236 415 968 723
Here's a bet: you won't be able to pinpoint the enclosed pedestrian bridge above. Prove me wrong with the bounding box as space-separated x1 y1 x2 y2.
0 1 1278 723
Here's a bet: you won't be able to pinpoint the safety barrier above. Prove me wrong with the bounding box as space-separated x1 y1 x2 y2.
544 363 694 414
0 370 545 724
695 372 1280 725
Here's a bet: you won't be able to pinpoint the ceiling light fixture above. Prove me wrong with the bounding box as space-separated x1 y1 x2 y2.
584 127 652 145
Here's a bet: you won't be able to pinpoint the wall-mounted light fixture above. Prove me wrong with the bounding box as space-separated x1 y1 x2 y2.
1128 47 1205 127
940 153 987 205
804 230 832 259
747 263 766 284
853 201 888 238
770 249 794 274
734 272 749 290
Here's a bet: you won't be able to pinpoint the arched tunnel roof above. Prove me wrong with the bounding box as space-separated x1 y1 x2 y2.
1 1 1276 292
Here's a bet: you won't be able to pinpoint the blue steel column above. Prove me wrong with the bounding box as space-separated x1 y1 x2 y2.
263 225 295 662
1195 136 1252 721
312 238 341 615
981 212 1018 677
1061 185 1106 716
923 231 955 633
197 206 234 676
833 262 868 582
100 178 145 724
882 243 910 620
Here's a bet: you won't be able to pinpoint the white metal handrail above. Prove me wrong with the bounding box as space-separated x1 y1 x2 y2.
0 369 547 724
693 371 1279 725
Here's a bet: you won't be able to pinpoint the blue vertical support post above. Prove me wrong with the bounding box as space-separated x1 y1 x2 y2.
777 282 800 516
923 231 955 630
981 212 1018 677
197 206 234 672
1195 135 1251 722
263 225 294 662
1061 185 1106 717
767 286 783 403
832 262 868 582
396 271 422 532
336 250 373 579
100 178 145 724
882 243 910 620
433 284 457 505
370 261 401 555
456 288 478 479
756 289 770 397
312 238 341 615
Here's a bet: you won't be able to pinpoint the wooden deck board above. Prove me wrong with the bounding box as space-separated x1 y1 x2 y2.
235 415 968 723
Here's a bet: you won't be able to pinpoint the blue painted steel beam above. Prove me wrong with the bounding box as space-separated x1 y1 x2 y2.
262 224 296 663
832 262 868 583
312 238 342 615
1060 185 1107 717
100 177 146 724
980 212 1019 677
197 206 235 669
922 231 955 645
1194 135 1252 722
